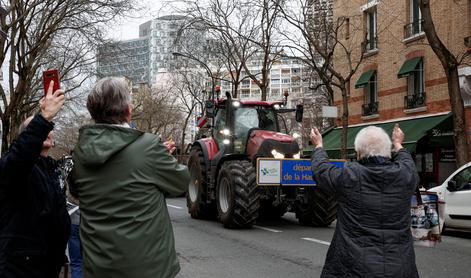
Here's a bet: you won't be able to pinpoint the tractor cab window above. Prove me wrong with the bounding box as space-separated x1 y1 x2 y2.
214 107 227 150
234 107 277 141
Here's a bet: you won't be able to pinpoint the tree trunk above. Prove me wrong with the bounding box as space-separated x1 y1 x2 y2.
340 85 349 159
420 0 469 167
447 67 469 167
261 85 268 101
1 116 10 154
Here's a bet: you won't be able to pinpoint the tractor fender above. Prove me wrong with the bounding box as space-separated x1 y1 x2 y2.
191 138 219 172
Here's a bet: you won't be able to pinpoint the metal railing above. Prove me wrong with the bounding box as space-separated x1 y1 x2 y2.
363 36 378 52
362 101 379 116
404 20 424 39
404 92 426 109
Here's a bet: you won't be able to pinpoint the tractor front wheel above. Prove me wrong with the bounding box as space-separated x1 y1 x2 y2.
216 161 260 228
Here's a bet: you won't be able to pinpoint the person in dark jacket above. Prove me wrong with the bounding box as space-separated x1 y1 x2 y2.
0 82 70 278
310 124 419 278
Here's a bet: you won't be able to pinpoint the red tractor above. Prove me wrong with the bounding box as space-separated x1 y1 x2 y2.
187 92 336 228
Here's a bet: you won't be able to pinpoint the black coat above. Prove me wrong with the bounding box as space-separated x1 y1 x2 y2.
311 148 419 278
0 114 70 278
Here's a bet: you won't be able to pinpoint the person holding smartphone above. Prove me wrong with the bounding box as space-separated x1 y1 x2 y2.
0 81 70 277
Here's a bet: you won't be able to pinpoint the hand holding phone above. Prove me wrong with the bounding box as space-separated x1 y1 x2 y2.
43 69 60 95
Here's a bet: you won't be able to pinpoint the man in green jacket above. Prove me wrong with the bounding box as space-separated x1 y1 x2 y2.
72 77 189 278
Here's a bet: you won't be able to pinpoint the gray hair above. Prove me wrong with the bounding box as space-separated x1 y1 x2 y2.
354 126 392 158
87 77 131 124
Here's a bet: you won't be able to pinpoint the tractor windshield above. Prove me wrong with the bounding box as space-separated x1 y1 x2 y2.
234 106 277 141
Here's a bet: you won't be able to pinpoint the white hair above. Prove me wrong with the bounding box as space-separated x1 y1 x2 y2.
354 126 392 158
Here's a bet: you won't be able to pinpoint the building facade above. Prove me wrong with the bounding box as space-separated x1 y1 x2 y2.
97 15 186 86
327 0 471 187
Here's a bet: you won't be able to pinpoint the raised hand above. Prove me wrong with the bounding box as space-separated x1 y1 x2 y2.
392 124 404 151
163 140 176 154
310 127 323 148
40 80 65 121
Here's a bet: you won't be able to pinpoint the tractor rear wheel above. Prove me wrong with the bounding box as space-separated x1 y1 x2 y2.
295 187 337 227
216 160 260 228
186 147 215 219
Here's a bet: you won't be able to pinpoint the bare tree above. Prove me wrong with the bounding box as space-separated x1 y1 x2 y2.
181 0 284 100
419 0 470 167
277 0 366 158
0 0 136 154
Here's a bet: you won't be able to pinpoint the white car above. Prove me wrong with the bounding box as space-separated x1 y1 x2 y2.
429 162 471 231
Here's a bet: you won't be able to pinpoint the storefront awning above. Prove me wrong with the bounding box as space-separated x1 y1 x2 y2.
355 70 376 89
303 113 452 158
397 57 422 78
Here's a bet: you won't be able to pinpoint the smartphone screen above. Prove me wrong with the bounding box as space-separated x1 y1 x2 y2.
43 69 60 95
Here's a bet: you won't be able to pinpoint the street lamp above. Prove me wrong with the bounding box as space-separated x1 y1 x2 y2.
172 51 216 100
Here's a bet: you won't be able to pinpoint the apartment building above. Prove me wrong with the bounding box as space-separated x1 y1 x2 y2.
326 0 471 187
97 15 186 86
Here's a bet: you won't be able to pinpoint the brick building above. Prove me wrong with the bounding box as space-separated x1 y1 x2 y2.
324 0 471 187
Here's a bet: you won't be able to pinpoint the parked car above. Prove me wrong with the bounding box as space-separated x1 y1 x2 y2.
429 162 471 231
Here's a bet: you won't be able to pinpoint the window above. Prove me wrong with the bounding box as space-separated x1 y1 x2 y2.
362 72 379 116
405 59 426 109
271 79 280 85
271 88 280 97
291 68 300 75
241 79 250 88
240 90 250 98
364 8 377 51
452 167 471 191
405 0 423 38
281 78 290 84
252 90 261 98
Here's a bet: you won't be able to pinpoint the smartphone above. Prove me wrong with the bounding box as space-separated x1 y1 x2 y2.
42 69 60 95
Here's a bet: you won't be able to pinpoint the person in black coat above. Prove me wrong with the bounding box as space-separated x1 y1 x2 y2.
0 82 70 278
310 124 419 278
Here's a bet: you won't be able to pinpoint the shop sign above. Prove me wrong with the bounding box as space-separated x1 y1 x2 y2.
440 149 456 162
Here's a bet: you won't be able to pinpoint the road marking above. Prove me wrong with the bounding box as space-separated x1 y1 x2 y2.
301 237 331 246
253 225 282 233
167 204 183 210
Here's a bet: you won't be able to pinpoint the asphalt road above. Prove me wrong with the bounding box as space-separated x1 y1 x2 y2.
167 197 471 278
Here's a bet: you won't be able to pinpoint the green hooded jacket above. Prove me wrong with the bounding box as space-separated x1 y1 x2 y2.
72 125 189 278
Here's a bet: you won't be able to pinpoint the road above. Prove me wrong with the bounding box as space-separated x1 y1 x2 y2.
167 197 471 278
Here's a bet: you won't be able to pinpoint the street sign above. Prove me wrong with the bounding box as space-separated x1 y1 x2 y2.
196 116 208 128
257 158 345 186
322 106 338 118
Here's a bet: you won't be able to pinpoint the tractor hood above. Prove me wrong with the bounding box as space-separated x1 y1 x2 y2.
246 130 299 161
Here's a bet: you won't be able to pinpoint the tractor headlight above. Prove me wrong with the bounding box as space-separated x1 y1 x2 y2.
223 139 231 145
220 129 231 136
271 149 285 159
233 101 241 107
293 152 301 159
292 132 301 139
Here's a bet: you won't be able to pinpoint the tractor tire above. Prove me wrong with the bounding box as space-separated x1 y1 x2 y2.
295 187 337 227
258 199 288 220
186 147 215 219
216 160 260 228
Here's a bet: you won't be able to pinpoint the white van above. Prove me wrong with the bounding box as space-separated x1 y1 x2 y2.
429 162 471 231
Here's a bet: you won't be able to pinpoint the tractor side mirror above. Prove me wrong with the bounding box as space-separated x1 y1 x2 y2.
206 100 215 118
295 104 303 123
447 180 457 191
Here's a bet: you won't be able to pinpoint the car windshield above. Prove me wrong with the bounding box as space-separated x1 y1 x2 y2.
234 106 277 140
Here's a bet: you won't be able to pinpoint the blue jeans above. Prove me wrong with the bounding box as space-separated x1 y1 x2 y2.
68 224 83 278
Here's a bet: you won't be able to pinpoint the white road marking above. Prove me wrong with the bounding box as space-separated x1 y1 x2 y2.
253 225 283 233
167 204 184 209
301 237 331 246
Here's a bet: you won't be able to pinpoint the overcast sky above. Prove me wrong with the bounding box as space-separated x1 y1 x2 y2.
107 0 183 41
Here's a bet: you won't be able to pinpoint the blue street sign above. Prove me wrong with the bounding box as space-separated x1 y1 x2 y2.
257 158 345 186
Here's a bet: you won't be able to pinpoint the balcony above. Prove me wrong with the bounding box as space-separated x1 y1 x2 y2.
362 101 379 116
404 20 424 39
404 92 426 110
362 36 378 53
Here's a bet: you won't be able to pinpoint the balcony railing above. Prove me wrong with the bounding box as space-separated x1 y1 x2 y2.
363 36 378 52
404 20 424 39
362 101 379 116
404 92 426 109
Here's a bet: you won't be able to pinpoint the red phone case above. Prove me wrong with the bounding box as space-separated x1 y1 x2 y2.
43 70 60 95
